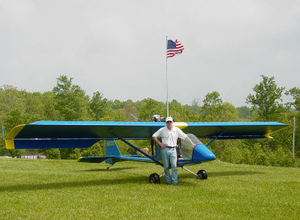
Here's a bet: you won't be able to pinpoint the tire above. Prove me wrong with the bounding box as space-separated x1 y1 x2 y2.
197 169 207 179
149 173 160 184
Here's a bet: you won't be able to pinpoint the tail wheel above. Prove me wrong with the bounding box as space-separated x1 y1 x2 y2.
197 170 207 179
149 173 160 184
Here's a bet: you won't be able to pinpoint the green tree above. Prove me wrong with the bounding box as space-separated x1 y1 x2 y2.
286 87 300 156
220 142 243 164
246 75 285 121
201 91 223 121
53 75 93 121
45 149 61 159
169 100 199 122
41 92 60 120
236 106 252 120
137 98 164 121
90 91 107 121
296 97 300 155
220 102 240 122
200 92 239 122
286 87 300 110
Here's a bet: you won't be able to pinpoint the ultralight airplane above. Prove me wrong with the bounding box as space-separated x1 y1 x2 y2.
3 119 287 183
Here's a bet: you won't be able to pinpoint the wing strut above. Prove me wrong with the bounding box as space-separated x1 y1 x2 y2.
206 131 224 146
110 132 163 166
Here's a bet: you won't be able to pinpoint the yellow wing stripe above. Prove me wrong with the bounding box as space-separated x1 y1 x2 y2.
264 129 272 139
264 126 289 138
5 124 25 150
174 122 188 130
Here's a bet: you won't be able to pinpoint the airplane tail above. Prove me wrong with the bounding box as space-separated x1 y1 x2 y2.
103 139 122 165
105 139 121 157
78 138 155 165
78 139 122 165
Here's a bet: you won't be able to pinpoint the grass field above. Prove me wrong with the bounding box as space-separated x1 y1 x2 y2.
0 158 299 220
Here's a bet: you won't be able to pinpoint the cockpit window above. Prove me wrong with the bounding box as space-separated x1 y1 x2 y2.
180 133 202 159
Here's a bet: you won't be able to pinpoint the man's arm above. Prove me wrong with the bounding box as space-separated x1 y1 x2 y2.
152 137 167 148
177 128 196 148
185 136 196 148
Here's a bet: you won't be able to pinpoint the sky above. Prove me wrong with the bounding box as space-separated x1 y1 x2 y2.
0 0 299 107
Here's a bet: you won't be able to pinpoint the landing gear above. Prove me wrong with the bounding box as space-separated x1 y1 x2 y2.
149 173 160 184
197 169 207 179
149 168 207 184
182 166 208 180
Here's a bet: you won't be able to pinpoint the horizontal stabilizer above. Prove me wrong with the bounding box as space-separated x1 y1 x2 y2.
78 155 154 163
78 156 108 163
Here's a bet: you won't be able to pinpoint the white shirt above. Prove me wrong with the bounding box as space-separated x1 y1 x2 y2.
152 126 187 146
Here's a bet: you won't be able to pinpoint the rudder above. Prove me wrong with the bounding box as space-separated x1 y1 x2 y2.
104 139 121 165
105 139 121 156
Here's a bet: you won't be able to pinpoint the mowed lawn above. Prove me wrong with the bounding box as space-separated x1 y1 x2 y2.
0 159 299 220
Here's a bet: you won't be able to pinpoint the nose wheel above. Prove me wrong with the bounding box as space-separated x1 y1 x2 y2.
197 169 207 179
149 173 160 184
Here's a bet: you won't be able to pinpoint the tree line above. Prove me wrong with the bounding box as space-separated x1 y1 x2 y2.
0 75 299 167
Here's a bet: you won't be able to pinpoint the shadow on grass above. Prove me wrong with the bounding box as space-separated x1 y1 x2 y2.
2 170 260 192
1 175 150 192
176 170 263 181
208 170 264 177
2 169 201 192
2 175 199 192
78 167 137 172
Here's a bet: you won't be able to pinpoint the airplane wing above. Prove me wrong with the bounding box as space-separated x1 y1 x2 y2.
5 121 288 150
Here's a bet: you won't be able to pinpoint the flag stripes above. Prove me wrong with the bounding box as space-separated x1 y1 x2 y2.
167 39 184 58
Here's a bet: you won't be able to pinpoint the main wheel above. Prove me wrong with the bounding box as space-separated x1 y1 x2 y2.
197 170 207 179
149 173 160 184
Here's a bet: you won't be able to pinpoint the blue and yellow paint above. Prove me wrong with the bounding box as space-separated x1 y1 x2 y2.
5 121 288 150
5 124 25 150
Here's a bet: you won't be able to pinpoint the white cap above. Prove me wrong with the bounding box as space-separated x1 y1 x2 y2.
166 116 173 122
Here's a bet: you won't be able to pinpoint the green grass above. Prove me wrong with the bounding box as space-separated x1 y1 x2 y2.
0 159 299 220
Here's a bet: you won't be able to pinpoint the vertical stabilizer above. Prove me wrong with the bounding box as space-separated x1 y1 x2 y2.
105 139 121 156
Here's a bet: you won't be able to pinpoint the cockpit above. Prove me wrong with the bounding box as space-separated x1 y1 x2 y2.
179 133 203 159
178 133 216 162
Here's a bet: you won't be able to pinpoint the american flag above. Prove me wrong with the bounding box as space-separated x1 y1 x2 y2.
167 39 184 58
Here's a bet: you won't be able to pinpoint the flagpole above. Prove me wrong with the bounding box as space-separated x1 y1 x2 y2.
166 35 169 117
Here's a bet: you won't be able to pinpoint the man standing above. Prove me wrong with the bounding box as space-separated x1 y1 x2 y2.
152 117 196 185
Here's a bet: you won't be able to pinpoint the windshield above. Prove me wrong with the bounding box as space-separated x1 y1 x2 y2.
180 133 202 159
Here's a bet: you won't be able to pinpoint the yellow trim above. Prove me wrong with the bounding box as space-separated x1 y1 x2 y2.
5 124 25 150
264 125 289 139
174 122 188 130
5 139 15 150
264 129 272 138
